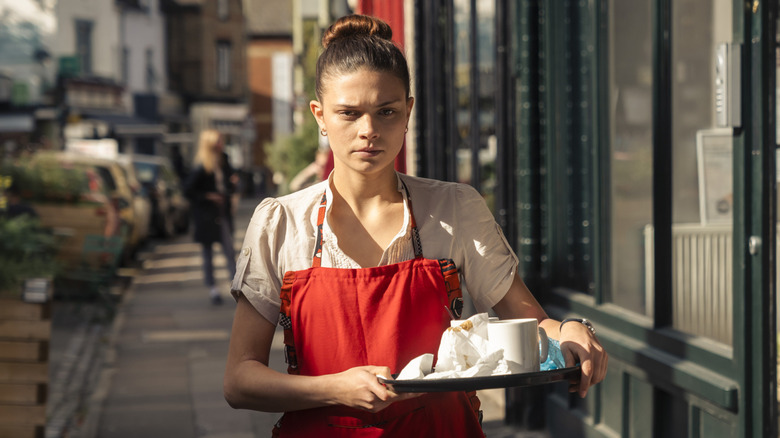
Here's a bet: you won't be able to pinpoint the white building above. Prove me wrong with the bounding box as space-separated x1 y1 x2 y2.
47 0 122 81
119 0 167 97
0 0 59 153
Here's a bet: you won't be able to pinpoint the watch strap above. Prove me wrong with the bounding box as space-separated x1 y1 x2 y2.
560 318 596 335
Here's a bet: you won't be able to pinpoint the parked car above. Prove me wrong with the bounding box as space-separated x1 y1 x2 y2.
33 151 142 257
16 155 121 271
116 154 153 248
131 154 190 237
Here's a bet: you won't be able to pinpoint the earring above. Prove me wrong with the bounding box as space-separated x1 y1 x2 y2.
404 127 408 133
320 128 327 136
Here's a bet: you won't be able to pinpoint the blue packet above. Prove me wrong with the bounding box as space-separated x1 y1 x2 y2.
540 337 566 371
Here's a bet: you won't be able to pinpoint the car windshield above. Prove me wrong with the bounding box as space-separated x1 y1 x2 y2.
95 166 117 191
134 162 159 183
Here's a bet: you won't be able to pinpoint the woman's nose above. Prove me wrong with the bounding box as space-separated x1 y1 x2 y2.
358 116 379 140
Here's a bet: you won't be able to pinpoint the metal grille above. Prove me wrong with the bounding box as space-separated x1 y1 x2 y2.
645 224 733 345
671 224 733 345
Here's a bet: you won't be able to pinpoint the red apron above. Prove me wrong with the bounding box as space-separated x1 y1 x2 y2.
274 189 484 437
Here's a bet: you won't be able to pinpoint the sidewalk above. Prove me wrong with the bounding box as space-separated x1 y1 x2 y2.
47 196 547 438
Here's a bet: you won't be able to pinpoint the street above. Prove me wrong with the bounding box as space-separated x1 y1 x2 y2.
55 197 284 438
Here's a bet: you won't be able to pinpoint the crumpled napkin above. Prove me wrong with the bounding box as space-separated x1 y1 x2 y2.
396 313 517 380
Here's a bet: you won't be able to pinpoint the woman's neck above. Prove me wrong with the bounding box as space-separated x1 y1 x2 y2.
330 168 400 211
328 167 405 267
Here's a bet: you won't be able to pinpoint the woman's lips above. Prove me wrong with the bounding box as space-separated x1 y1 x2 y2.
354 148 381 157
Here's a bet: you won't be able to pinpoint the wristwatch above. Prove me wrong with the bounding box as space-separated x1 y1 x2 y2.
560 318 596 335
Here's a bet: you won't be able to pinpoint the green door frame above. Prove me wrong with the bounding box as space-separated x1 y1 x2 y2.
734 0 777 436
527 0 778 436
415 0 778 434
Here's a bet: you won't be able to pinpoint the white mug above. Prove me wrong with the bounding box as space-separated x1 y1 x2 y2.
487 318 548 373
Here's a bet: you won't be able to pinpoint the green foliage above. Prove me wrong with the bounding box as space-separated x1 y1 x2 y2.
0 215 60 295
302 19 322 100
264 19 324 195
265 118 320 195
1 157 93 203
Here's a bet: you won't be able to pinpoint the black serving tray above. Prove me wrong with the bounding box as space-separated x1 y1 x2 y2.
379 366 581 393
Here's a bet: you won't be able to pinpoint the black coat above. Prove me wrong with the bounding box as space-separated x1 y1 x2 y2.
184 157 236 244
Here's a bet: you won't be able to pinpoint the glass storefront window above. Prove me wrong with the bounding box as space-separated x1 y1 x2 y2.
670 0 733 345
607 0 653 315
477 0 496 211
454 0 472 186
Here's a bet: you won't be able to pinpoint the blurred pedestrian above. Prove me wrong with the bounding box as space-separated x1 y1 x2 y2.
185 129 238 305
288 145 330 192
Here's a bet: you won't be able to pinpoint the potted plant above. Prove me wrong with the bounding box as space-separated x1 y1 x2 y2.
0 170 60 438
0 214 59 299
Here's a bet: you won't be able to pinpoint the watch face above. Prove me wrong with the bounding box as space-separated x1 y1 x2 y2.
582 319 596 334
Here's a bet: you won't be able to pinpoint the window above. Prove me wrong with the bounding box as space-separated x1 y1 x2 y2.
122 47 130 84
145 48 156 91
669 0 734 345
217 0 229 20
75 20 93 75
216 41 231 90
607 0 653 314
476 1 496 210
453 0 472 187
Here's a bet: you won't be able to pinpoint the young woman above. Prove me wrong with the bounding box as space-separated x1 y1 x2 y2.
185 129 238 305
224 14 607 437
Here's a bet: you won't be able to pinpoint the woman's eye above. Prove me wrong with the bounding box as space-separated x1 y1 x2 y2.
340 111 358 118
380 109 395 116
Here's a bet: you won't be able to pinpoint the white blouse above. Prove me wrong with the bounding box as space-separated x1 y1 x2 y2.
231 172 519 324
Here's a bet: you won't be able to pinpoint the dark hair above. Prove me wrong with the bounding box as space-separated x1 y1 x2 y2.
316 14 410 100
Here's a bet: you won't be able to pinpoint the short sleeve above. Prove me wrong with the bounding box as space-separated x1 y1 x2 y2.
230 198 287 324
454 184 519 312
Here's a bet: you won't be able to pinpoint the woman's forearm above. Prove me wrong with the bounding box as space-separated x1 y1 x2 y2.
224 360 338 412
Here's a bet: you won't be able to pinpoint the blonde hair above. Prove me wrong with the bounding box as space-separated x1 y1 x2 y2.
195 129 222 173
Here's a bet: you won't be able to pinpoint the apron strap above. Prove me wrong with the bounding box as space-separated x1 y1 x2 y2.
438 259 464 319
400 180 424 259
311 180 424 266
311 192 327 268
279 271 299 374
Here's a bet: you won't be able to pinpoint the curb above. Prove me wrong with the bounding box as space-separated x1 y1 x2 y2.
71 292 130 438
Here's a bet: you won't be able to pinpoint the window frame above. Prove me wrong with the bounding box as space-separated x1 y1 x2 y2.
217 0 229 21
75 19 93 75
216 40 232 90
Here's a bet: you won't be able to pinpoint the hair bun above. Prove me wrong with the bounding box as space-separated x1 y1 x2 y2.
322 14 393 48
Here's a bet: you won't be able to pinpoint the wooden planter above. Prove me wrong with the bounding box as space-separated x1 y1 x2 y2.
0 298 50 438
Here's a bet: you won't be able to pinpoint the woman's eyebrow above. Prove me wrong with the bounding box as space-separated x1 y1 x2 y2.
333 99 402 109
376 99 402 106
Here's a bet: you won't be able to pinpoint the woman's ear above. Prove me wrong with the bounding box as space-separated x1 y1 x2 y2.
310 100 325 127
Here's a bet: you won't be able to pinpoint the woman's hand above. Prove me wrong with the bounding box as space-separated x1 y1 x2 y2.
326 366 418 412
226 297 418 413
492 273 609 398
559 322 608 398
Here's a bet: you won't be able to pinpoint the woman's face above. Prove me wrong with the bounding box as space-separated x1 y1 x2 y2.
310 69 413 177
213 137 224 153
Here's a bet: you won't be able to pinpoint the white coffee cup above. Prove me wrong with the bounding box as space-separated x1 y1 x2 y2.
487 318 548 373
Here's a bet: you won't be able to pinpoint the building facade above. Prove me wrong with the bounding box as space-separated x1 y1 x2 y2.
244 0 293 173
118 0 170 156
163 0 249 170
408 0 777 436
